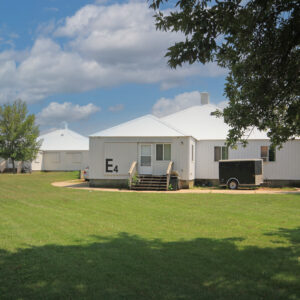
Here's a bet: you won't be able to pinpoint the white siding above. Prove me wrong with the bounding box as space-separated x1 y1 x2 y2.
196 140 300 180
105 142 138 177
41 150 89 171
188 137 196 180
31 151 44 171
196 140 227 179
89 136 192 180
2 150 89 172
230 140 300 180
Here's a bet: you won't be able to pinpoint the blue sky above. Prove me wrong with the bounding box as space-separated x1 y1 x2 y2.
0 0 227 136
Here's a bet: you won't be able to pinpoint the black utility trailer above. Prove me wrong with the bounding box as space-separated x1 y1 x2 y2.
219 159 263 190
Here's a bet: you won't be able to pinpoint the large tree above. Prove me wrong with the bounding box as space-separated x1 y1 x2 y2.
150 0 300 146
0 100 41 173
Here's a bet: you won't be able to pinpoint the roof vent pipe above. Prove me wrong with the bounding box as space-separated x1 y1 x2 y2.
62 121 68 130
200 92 209 105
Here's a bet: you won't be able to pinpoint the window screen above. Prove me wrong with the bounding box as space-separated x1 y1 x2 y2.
141 156 151 166
222 147 228 160
269 147 276 161
261 146 268 161
141 145 151 156
164 144 171 160
214 146 228 161
156 144 163 160
141 145 151 166
214 147 221 161
156 144 171 161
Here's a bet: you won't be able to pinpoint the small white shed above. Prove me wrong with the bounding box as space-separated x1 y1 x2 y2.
32 128 89 171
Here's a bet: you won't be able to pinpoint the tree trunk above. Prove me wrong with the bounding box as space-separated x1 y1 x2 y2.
12 159 16 174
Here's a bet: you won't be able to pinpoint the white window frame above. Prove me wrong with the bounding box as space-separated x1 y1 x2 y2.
214 146 228 162
261 146 276 162
156 144 171 161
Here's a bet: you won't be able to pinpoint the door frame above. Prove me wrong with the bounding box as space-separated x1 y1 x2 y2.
138 144 153 174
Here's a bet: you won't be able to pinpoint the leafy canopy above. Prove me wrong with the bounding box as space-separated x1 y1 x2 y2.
150 0 300 146
0 100 41 169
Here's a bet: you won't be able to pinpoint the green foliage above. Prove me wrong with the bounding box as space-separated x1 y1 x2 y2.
0 100 41 172
128 172 139 188
131 172 139 185
150 0 300 147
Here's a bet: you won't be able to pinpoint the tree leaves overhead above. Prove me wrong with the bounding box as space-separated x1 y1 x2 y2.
150 0 300 146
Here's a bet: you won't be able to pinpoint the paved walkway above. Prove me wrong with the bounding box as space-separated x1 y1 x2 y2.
52 180 300 194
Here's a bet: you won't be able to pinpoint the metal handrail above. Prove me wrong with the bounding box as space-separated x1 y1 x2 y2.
128 161 137 189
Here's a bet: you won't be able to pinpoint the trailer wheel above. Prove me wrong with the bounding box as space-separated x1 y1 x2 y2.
228 179 238 190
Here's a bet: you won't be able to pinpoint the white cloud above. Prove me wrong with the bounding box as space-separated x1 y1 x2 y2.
152 91 203 117
36 20 57 37
152 91 228 117
0 2 226 104
36 102 100 125
108 104 124 112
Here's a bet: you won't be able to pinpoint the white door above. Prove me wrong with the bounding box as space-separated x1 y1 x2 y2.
139 144 152 174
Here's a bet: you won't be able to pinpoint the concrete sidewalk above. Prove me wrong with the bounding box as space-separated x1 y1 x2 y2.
52 180 300 194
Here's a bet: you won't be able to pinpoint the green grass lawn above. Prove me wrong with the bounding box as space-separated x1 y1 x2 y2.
0 172 299 299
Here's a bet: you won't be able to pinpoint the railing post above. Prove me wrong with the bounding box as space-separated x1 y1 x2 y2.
128 161 137 189
166 161 173 190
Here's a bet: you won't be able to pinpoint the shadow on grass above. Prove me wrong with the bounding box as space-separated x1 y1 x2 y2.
0 228 299 299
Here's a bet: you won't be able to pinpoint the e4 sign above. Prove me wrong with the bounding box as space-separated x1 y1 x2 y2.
105 158 118 173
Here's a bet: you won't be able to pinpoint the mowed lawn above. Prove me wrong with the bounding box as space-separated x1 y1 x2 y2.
0 172 299 300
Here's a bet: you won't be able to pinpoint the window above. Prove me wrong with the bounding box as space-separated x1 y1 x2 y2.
156 144 171 161
261 146 276 162
214 146 228 161
156 144 163 160
261 146 268 161
164 144 171 160
269 148 276 162
141 145 152 166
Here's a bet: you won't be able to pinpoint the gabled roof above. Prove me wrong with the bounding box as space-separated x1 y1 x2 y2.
161 104 269 140
90 114 186 137
39 128 89 151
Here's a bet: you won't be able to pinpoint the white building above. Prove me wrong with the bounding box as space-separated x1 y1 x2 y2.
32 127 89 171
89 94 300 188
